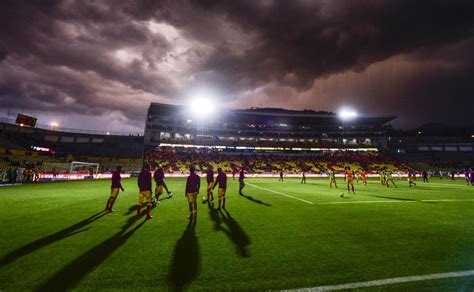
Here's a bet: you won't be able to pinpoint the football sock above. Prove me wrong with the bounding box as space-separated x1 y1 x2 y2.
136 204 142 217
146 205 152 218
109 197 116 209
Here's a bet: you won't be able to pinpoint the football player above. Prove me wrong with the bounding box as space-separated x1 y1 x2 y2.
238 167 245 195
329 169 338 189
105 166 124 212
213 167 228 209
153 166 173 204
386 172 398 188
408 170 416 187
360 170 367 186
205 166 215 203
136 164 153 219
185 166 201 220
341 166 355 197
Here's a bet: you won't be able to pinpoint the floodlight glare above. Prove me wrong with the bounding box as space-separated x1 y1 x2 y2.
338 109 358 121
190 95 215 117
51 122 59 127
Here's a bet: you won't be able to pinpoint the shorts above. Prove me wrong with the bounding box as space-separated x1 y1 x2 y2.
110 188 120 198
138 191 152 206
187 192 197 203
207 182 213 192
346 178 354 185
218 188 226 198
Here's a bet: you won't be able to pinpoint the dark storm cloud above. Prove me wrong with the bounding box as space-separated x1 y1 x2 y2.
157 0 474 90
0 0 473 129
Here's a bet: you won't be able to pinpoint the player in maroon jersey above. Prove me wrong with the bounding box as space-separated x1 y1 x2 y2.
185 166 201 220
136 164 153 219
153 166 173 204
213 167 228 209
105 166 124 212
239 167 245 195
205 166 214 203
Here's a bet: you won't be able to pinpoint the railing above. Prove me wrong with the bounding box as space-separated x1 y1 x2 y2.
0 117 143 137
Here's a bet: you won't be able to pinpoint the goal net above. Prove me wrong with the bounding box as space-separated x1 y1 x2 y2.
42 161 100 175
70 161 100 175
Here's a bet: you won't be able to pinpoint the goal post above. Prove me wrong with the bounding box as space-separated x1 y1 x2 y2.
70 161 100 175
42 161 100 175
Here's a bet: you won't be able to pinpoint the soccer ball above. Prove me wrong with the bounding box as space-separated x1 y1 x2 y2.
202 196 208 204
339 193 345 198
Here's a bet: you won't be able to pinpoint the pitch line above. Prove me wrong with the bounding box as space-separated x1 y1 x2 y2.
423 183 474 189
246 182 314 205
318 199 474 205
289 269 474 291
318 200 416 205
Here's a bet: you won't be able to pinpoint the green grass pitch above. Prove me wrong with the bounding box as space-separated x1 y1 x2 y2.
1 177 474 291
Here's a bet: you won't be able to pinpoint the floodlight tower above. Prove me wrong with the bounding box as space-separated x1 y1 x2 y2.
189 93 216 134
338 108 358 145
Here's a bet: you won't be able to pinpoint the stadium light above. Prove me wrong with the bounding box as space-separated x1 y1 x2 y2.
338 109 358 121
189 93 216 117
51 122 59 128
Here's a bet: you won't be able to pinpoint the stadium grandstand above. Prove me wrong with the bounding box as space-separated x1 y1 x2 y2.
142 102 410 175
0 116 143 182
1 104 473 183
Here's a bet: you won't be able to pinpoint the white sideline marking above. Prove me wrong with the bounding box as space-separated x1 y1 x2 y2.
245 182 474 205
290 269 474 291
318 199 474 205
421 199 474 202
318 200 416 205
246 182 314 205
424 183 474 189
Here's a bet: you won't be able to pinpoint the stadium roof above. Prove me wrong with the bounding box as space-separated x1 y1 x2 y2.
148 102 397 126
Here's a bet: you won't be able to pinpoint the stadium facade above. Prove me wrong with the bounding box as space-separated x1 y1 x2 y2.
144 102 396 152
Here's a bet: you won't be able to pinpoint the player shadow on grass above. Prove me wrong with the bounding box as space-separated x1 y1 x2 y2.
364 194 436 204
0 211 108 267
124 204 137 215
35 215 147 292
207 205 252 258
168 221 201 292
239 191 271 206
124 199 166 215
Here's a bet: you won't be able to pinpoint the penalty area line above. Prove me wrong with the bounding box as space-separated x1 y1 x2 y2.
288 269 474 291
246 182 314 205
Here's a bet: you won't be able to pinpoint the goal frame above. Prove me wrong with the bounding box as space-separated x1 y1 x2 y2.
70 161 100 175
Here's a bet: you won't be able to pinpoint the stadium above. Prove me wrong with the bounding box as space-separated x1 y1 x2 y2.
1 1 474 291
1 101 474 291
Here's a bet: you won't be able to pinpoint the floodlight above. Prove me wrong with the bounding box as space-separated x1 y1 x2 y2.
190 94 215 117
338 109 358 121
51 122 59 127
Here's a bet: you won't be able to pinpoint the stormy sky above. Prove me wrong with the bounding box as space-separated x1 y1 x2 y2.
1 0 474 132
